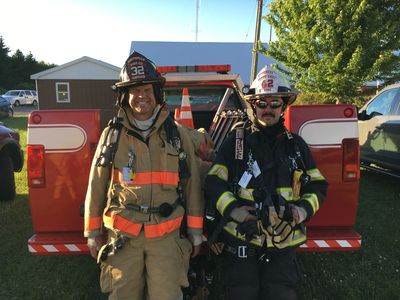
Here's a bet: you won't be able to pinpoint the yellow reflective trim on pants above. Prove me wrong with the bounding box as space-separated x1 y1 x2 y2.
276 187 293 201
223 221 264 247
216 191 236 215
208 164 228 181
238 187 255 201
307 168 325 181
302 193 319 213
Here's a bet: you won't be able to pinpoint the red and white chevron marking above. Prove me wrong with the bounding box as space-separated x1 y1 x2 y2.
300 239 362 249
28 239 362 254
28 243 88 254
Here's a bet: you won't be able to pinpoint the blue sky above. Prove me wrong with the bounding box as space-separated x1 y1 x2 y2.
0 0 274 67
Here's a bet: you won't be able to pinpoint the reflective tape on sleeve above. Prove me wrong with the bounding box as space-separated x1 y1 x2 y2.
208 164 228 181
302 193 319 213
307 168 325 181
84 216 102 231
216 191 236 215
187 215 204 229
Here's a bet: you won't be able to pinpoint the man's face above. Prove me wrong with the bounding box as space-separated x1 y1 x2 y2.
128 84 157 121
253 96 284 127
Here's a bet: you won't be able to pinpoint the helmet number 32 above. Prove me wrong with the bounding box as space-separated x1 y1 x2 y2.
130 66 145 76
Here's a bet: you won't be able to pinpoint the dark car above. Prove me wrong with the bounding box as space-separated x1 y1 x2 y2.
358 83 400 174
0 122 24 201
0 96 13 120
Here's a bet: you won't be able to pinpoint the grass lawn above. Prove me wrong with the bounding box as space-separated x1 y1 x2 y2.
1 116 399 299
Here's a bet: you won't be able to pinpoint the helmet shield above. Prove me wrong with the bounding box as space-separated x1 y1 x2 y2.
244 65 296 105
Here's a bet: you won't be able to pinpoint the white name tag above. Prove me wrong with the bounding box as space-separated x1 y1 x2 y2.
238 171 252 188
252 161 261 178
122 167 132 183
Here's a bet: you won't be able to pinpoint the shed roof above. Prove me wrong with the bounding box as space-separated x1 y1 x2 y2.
31 56 120 80
130 41 277 85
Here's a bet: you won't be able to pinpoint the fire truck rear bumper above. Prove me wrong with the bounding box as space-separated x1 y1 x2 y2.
27 227 362 255
298 227 361 252
28 233 89 256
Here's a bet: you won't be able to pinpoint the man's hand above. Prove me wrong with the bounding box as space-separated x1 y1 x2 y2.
188 234 207 257
291 205 307 224
87 236 105 259
230 206 258 223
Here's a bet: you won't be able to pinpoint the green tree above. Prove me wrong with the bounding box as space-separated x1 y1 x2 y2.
9 49 27 88
263 0 400 102
0 36 56 90
0 36 11 91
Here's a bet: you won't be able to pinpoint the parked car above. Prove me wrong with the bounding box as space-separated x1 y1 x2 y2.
0 96 13 120
358 82 400 173
1 90 38 107
0 122 24 201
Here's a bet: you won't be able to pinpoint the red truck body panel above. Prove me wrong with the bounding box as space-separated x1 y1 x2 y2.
28 110 101 233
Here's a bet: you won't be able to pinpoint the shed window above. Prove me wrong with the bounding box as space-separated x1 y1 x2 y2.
56 82 70 103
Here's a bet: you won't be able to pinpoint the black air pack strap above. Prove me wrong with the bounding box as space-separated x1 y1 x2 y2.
164 116 190 179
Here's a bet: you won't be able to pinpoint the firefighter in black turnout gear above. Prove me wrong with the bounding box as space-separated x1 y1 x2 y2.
205 65 328 300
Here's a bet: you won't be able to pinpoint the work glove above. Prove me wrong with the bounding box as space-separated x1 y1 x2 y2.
230 206 259 242
236 220 260 241
230 206 258 223
87 236 105 259
188 234 207 257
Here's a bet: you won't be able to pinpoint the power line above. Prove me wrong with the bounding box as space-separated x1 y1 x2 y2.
245 0 258 41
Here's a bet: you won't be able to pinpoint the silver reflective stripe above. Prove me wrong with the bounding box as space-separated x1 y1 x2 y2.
216 191 236 215
276 187 293 201
238 187 255 201
307 168 325 181
302 193 319 213
208 164 228 181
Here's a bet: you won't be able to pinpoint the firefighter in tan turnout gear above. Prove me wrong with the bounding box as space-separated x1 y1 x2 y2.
205 65 328 300
84 51 204 300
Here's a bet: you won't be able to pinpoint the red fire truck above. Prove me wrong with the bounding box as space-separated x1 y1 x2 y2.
26 64 361 255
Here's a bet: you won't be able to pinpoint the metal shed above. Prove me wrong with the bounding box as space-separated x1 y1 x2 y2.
30 56 120 110
130 41 276 85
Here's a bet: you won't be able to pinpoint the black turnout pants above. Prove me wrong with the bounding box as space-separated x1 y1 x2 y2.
222 247 301 300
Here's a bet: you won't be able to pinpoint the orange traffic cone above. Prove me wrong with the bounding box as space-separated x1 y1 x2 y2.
174 107 181 122
180 88 194 128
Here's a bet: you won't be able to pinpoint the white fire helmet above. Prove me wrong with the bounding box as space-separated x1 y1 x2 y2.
244 65 296 105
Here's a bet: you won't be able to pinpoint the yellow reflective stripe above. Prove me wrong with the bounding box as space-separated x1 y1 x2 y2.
302 193 319 213
238 187 255 201
216 191 236 215
266 229 306 248
224 221 264 246
276 187 293 201
208 164 228 181
307 168 325 181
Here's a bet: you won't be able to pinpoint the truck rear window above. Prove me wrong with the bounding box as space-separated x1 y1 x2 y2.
164 86 241 111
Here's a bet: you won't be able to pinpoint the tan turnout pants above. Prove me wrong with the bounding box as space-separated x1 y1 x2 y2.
99 229 192 300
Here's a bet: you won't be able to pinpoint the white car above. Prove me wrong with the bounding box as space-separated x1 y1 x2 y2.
1 90 38 106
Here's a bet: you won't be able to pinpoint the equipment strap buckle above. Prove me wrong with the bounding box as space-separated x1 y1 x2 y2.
238 245 247 258
140 205 149 214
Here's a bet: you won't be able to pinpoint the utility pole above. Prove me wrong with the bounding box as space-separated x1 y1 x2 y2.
250 0 263 83
195 0 200 42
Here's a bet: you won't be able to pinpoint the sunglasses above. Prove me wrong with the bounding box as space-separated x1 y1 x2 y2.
254 99 283 109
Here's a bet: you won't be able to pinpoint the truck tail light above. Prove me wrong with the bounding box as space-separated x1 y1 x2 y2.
27 145 45 188
342 138 360 181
